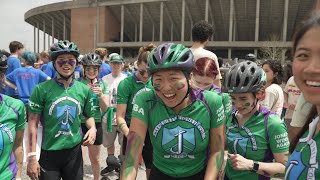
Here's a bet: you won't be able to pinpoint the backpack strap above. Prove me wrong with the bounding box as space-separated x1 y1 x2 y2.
260 106 274 163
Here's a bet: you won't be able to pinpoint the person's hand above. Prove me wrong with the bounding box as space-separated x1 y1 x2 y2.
83 127 97 146
27 157 40 180
0 73 5 82
228 153 253 171
122 126 130 137
288 103 296 110
91 85 103 97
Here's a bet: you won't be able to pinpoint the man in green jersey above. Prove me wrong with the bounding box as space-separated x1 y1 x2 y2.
27 40 96 180
222 61 289 180
121 43 225 179
0 54 26 180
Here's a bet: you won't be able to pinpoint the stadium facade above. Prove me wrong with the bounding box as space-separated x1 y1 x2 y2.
25 0 317 60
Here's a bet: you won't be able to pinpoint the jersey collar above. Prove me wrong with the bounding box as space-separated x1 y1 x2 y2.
0 94 3 103
54 77 75 88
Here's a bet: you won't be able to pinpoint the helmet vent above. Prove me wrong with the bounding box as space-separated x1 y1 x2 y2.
250 67 255 74
167 52 174 62
58 44 65 49
160 47 166 58
243 76 249 86
152 55 158 65
180 53 189 62
236 75 240 86
240 65 245 72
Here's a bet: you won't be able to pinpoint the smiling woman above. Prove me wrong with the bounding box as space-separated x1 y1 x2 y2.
121 43 226 180
285 12 320 180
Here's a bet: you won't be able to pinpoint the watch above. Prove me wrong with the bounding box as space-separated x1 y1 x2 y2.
251 161 259 172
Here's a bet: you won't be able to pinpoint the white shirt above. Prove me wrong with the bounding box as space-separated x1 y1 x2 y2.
283 76 301 119
102 73 127 124
290 94 313 127
259 84 284 117
190 47 222 79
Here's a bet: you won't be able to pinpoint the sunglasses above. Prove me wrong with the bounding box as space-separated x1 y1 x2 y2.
139 70 147 76
56 59 76 67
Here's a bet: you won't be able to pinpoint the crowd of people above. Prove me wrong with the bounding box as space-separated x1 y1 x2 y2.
0 11 320 180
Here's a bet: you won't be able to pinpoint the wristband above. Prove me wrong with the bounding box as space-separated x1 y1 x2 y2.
27 152 37 157
118 122 126 130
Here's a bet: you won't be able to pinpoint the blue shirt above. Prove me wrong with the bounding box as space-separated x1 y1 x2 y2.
6 67 48 105
98 62 112 78
45 62 58 78
5 56 21 96
74 65 83 79
122 71 131 77
40 64 48 72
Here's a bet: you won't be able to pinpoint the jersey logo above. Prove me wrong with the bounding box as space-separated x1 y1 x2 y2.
162 126 195 159
227 132 249 155
55 105 76 137
285 141 318 179
285 151 305 179
0 123 14 159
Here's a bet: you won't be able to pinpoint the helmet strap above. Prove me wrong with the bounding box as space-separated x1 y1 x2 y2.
248 98 259 114
171 73 190 109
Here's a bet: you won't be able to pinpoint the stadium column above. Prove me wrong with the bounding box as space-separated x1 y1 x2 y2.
34 26 36 53
254 0 260 57
37 22 40 53
120 5 124 56
139 3 143 42
181 0 185 42
205 0 209 21
282 0 289 63
228 0 234 60
43 19 46 51
63 14 66 40
160 1 163 42
52 17 54 44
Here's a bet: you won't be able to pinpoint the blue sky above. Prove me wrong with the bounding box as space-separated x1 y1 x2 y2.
0 0 67 52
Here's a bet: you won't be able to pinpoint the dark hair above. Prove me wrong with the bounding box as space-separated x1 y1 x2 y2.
293 11 320 55
192 57 218 78
137 43 156 65
262 59 283 85
289 12 320 153
9 41 24 53
0 49 10 57
289 106 317 153
283 62 293 83
192 20 213 43
217 57 223 68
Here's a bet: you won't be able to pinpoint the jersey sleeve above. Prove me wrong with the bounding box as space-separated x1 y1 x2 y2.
117 79 130 104
223 93 233 123
205 91 225 128
131 90 151 126
28 85 44 114
39 70 49 82
83 89 95 118
16 100 26 130
268 114 290 153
